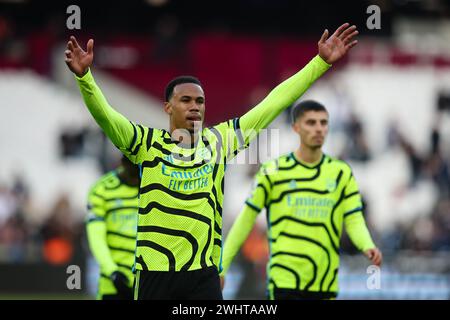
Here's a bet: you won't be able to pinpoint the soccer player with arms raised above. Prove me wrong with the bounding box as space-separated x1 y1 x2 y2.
65 23 358 299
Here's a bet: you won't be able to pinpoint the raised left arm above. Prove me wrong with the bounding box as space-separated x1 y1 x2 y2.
239 23 358 137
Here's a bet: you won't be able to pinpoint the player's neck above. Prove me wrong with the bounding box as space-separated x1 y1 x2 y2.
295 146 323 165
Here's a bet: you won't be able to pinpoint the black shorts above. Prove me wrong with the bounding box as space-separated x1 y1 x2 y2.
134 266 223 300
269 288 337 300
101 293 132 300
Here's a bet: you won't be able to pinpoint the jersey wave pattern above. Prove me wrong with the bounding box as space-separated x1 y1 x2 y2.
123 120 245 272
87 171 139 295
246 153 363 295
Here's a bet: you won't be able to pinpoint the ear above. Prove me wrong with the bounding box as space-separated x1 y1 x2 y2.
292 121 300 134
164 102 172 115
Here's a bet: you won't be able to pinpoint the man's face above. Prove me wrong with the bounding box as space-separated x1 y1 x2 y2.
293 110 329 149
164 83 205 133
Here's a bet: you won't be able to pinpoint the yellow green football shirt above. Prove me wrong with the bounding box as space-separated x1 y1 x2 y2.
75 54 331 273
86 169 139 297
222 153 375 297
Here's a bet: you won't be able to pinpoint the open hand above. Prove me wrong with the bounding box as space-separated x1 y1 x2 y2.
65 36 94 77
318 23 358 64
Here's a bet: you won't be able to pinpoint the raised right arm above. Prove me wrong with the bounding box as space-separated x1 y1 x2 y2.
65 36 134 149
75 69 134 149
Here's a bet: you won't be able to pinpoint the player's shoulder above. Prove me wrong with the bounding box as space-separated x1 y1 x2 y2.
276 152 297 167
130 122 161 141
149 128 172 145
260 153 295 173
148 127 163 137
89 170 120 195
324 155 353 173
206 118 239 135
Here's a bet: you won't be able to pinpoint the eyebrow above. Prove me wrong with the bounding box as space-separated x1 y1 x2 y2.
305 118 328 122
179 95 205 100
180 95 204 98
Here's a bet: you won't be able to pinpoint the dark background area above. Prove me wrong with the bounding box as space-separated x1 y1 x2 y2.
1 0 450 38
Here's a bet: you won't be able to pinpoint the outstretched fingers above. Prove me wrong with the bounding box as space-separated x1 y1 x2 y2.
67 40 74 52
331 22 350 39
64 50 72 64
345 40 358 50
339 25 357 40
374 251 383 266
87 39 94 55
345 30 359 43
318 29 329 44
70 36 80 48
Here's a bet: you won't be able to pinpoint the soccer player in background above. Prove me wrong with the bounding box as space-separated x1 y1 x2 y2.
65 23 359 299
86 155 139 300
221 100 382 300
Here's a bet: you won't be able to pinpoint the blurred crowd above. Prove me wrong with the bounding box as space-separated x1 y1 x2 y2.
376 111 450 253
0 175 84 265
228 95 450 297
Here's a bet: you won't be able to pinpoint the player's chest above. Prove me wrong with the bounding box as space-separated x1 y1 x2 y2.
144 144 222 193
105 202 138 231
272 166 344 194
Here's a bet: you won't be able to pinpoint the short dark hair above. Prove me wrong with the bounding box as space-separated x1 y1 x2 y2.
291 100 328 123
165 76 202 102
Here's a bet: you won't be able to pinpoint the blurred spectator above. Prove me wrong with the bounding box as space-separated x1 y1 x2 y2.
11 174 30 207
0 15 27 66
424 152 450 197
380 104 450 252
0 178 33 262
0 214 29 262
151 14 185 65
235 225 269 299
395 129 424 186
424 123 450 197
39 194 77 265
0 183 17 225
340 112 371 162
241 226 269 267
403 216 436 251
429 199 450 251
0 16 12 53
